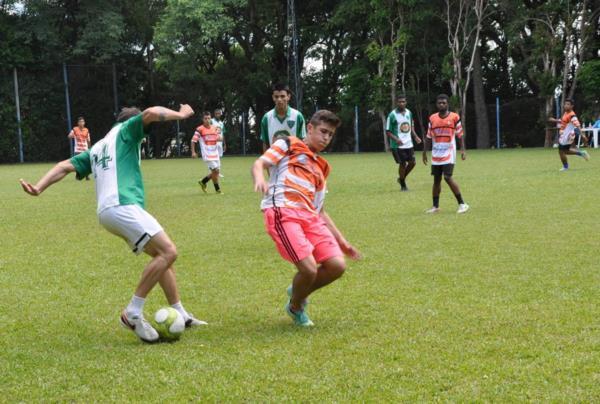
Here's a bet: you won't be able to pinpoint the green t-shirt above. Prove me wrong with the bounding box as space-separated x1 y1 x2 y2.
386 108 414 149
71 114 149 213
260 106 306 145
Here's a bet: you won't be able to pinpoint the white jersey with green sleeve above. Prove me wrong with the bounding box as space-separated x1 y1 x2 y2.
70 114 148 214
211 118 225 135
386 108 414 149
260 106 306 145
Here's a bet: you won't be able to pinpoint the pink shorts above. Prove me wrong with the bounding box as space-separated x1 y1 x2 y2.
263 207 343 264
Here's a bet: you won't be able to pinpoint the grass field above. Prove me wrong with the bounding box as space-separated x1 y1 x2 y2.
1 148 599 401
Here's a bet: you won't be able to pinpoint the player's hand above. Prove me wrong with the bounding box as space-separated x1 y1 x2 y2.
19 179 40 196
415 137 422 144
461 151 467 161
340 241 362 260
191 153 197 158
422 153 428 165
179 104 194 119
254 179 268 194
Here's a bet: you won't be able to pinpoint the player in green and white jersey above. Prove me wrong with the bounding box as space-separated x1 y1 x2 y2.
19 104 207 343
386 94 422 191
260 83 306 152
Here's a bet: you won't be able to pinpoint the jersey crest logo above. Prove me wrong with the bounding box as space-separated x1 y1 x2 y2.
94 144 112 170
287 120 296 129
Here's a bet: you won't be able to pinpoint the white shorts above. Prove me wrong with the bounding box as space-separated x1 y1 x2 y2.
205 159 221 171
98 204 163 255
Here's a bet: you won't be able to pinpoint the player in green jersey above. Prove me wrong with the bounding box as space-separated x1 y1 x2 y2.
19 104 207 343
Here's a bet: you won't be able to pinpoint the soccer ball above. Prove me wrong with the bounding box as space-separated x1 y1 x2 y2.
153 307 185 341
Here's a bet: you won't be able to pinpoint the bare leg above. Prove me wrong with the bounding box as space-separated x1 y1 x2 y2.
404 160 416 177
135 231 177 298
559 149 568 165
290 256 318 311
432 175 442 199
306 256 346 294
445 176 462 196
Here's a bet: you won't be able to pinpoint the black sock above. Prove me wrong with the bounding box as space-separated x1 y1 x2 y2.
214 182 220 191
201 176 210 185
454 193 464 204
400 179 406 188
433 196 440 208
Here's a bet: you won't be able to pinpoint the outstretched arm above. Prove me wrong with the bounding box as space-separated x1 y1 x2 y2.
251 158 271 194
320 209 362 260
19 159 76 196
142 104 194 127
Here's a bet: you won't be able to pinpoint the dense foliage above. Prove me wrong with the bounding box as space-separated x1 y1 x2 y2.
1 0 598 162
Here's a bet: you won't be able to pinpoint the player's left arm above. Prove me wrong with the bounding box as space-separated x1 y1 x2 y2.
251 158 271 194
457 117 466 160
142 104 194 127
19 159 76 196
319 209 362 260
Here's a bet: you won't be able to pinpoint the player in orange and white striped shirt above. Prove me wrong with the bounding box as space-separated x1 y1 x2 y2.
548 99 589 171
68 117 91 180
422 94 469 214
252 110 362 327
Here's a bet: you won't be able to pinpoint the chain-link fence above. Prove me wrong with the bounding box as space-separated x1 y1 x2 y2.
2 64 596 164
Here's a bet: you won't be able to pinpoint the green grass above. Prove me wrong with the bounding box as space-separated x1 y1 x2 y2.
1 149 599 401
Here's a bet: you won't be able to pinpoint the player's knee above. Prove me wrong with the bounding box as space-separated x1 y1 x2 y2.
443 174 453 182
433 175 442 184
325 256 346 278
162 243 178 264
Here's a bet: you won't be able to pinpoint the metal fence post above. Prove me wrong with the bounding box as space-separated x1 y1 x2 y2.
13 68 24 163
496 97 500 149
63 63 73 156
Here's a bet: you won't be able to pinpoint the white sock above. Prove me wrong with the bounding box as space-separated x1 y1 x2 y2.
171 302 190 320
126 295 145 318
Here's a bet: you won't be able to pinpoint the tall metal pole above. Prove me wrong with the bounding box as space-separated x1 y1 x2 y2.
112 63 119 118
496 97 500 149
13 68 24 163
63 63 73 156
241 112 247 156
354 105 359 153
287 0 301 110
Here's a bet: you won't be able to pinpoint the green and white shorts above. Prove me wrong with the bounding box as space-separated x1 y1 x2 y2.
98 204 163 255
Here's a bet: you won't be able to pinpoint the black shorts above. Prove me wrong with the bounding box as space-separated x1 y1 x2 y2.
558 144 573 151
392 148 415 164
431 164 454 177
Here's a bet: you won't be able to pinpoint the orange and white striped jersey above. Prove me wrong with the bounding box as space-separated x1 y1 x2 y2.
558 111 580 145
427 112 463 165
71 127 90 153
260 136 330 214
192 125 220 161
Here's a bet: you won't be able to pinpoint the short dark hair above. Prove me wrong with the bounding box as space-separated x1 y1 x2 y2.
564 98 575 105
309 110 341 129
272 83 291 94
436 94 449 102
117 107 141 123
203 111 211 117
77 116 85 122
396 94 407 100
214 108 222 114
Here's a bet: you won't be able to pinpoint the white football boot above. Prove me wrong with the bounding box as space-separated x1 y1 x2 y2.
120 310 159 343
457 203 470 214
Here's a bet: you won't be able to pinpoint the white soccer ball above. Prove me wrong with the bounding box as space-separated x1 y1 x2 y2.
153 307 185 341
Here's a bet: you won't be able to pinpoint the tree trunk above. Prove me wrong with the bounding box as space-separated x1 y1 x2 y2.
472 45 490 148
380 111 388 151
